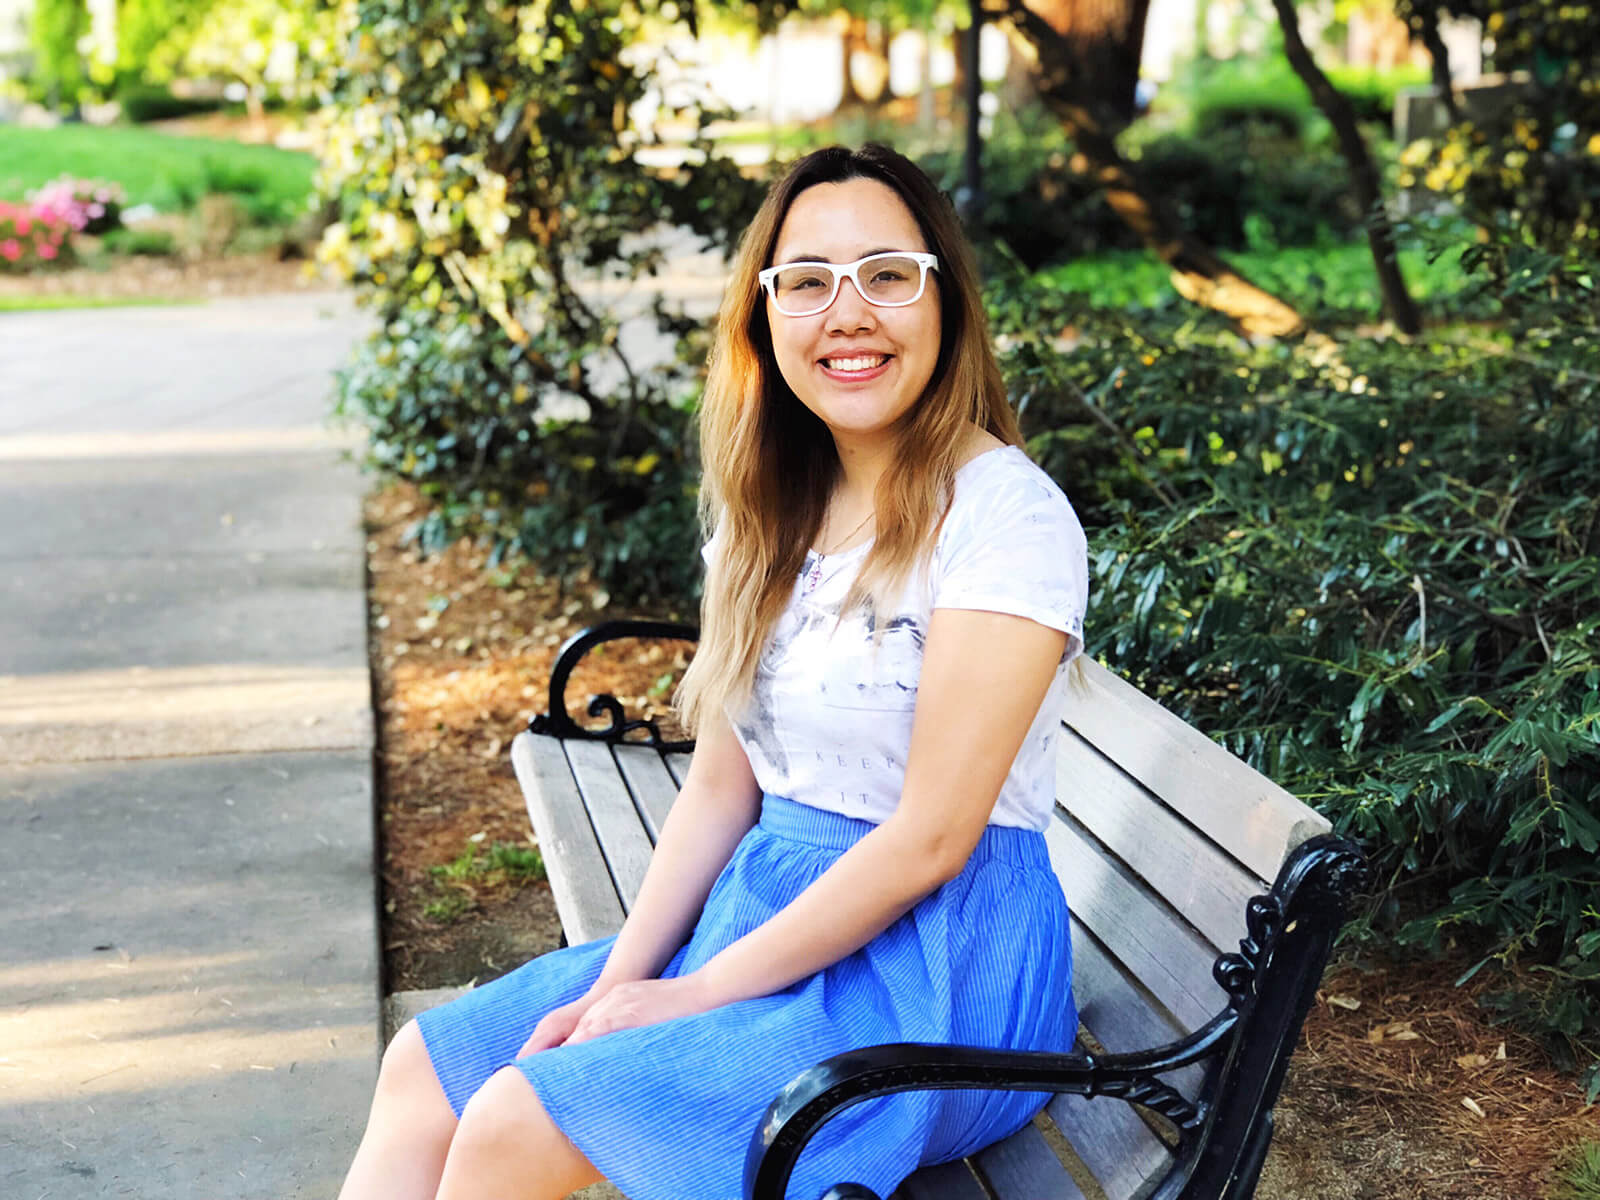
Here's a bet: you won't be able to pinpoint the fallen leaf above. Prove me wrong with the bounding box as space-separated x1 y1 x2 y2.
1455 1053 1491 1069
1368 1026 1386 1043
1461 1097 1486 1118
1326 994 1362 1011
1494 1042 1506 1061
1390 1029 1421 1042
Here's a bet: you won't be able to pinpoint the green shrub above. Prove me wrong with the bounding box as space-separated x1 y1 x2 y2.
115 81 225 124
990 236 1599 1085
319 0 763 608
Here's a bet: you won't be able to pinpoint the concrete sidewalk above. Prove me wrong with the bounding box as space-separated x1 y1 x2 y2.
1 292 379 1199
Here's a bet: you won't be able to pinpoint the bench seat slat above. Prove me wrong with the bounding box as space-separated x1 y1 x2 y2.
613 743 679 843
1045 809 1223 1034
564 739 657 912
893 1158 989 1200
1056 727 1265 953
1062 660 1330 883
1046 1092 1172 1200
971 1122 1088 1200
511 732 625 943
665 750 693 788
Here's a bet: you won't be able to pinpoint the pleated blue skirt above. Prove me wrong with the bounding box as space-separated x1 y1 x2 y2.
415 794 1075 1200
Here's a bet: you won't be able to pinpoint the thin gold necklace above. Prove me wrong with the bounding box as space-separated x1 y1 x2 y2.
805 510 874 596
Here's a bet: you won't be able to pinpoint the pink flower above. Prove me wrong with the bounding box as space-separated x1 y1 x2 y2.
37 243 58 260
15 216 31 236
1 240 20 262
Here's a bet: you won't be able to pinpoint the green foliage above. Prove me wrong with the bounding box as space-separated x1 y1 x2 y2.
320 0 764 607
430 840 546 884
1164 54 1429 140
1398 1 1599 252
27 0 92 109
115 0 216 83
990 236 1600 1072
1552 1140 1600 1199
114 81 226 124
101 227 180 256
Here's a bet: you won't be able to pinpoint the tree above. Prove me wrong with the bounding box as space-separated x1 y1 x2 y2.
1270 0 1422 332
1001 0 1308 336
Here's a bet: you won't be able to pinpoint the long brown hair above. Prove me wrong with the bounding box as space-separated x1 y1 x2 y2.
675 144 1022 734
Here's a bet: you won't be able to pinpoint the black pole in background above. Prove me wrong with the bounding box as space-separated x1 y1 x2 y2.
961 0 984 226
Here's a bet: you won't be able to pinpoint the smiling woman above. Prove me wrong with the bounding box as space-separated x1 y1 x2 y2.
338 145 1089 1200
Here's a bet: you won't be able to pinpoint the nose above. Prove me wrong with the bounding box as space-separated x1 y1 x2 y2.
825 273 875 332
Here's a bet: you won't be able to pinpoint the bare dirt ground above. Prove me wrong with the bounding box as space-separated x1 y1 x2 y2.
363 482 1594 1200
0 249 332 303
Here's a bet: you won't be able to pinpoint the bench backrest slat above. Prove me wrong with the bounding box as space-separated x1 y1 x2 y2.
664 750 693 788
1061 660 1329 883
1069 917 1205 1097
1045 810 1225 1034
613 743 677 844
972 1123 1090 1200
1055 728 1265 953
564 739 656 913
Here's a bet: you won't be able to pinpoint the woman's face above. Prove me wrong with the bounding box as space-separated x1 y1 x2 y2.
765 177 942 447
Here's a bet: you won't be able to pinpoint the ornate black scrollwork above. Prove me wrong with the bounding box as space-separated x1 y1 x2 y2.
1213 894 1286 1008
1087 1075 1203 1130
527 620 700 752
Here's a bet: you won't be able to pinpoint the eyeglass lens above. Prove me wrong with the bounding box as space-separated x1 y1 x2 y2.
769 255 925 316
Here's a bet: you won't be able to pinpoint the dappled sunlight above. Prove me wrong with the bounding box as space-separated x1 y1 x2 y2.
0 662 370 763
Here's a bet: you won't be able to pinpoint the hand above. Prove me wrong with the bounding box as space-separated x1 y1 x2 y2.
519 993 601 1057
563 975 715 1046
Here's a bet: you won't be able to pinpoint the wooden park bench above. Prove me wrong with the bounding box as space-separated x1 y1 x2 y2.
511 619 1366 1200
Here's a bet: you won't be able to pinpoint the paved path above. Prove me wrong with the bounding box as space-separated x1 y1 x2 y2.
0 292 378 1200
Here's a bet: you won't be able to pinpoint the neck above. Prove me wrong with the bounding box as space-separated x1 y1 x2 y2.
829 430 896 511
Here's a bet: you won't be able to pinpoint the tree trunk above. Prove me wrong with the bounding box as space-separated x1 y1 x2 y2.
1004 0 1308 337
839 14 869 106
1403 0 1462 123
1269 0 1423 333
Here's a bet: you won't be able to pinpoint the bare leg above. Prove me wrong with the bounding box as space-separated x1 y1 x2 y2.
338 1020 460 1200
435 1065 604 1200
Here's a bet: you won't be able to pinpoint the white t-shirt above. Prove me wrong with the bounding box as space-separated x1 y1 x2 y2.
706 445 1089 831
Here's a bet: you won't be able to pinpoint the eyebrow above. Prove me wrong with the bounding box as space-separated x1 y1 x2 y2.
778 247 903 265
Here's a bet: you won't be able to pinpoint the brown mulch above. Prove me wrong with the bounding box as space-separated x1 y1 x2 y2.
364 483 690 991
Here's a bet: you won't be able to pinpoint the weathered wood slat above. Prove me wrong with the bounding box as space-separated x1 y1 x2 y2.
664 750 693 789
564 739 657 911
893 1158 989 1200
971 1122 1088 1200
1047 1089 1173 1200
612 743 679 843
1044 810 1223 1034
1070 918 1206 1098
1062 660 1330 883
510 732 625 943
1056 727 1263 953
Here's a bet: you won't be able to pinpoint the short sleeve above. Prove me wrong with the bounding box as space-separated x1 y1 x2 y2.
700 525 723 568
933 465 1088 660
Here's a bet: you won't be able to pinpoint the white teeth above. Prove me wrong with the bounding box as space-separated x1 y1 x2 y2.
823 355 887 372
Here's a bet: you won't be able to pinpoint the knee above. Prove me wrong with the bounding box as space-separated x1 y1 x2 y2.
373 1020 456 1129
453 1067 534 1156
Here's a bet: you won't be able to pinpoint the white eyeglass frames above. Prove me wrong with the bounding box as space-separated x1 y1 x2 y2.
758 251 940 317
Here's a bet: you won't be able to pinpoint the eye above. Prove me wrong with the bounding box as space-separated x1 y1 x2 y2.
870 266 910 284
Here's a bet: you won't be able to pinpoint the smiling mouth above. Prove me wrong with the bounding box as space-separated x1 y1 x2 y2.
821 354 890 371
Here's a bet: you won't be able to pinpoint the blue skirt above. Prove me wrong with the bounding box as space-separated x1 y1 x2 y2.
415 794 1075 1200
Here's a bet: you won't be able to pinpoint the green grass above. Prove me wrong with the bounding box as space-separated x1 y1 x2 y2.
1035 240 1475 319
0 293 196 312
0 123 317 218
1553 1140 1600 1200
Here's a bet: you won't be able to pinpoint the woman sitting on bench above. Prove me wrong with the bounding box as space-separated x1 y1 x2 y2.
338 142 1090 1200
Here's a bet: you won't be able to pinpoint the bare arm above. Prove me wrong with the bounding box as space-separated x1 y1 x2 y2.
563 607 1066 1042
591 713 764 990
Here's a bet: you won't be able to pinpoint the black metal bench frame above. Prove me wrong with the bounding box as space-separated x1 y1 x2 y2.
526 619 1366 1200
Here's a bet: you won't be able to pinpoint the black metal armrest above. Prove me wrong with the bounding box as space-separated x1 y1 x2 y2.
743 1018 1232 1200
527 619 700 751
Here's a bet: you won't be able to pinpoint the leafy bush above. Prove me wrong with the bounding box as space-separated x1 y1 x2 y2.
1397 0 1598 253
115 80 225 124
26 0 93 110
319 0 762 607
101 226 179 256
990 237 1599 1084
